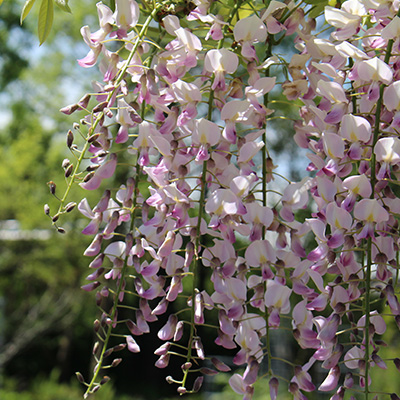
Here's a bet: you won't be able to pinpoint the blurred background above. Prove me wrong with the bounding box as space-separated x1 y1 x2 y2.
0 1 399 399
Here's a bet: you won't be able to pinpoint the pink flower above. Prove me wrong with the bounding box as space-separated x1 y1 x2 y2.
374 137 400 179
192 118 221 161
229 374 254 398
342 175 372 211
340 114 371 143
233 14 267 60
357 57 393 85
324 6 360 40
264 279 292 315
114 0 139 34
204 48 239 90
261 1 287 34
245 240 277 280
344 346 364 369
354 199 389 239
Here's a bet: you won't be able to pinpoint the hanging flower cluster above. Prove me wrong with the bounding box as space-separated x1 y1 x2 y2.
47 0 400 398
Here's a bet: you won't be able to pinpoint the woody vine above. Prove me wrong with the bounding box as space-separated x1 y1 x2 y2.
22 0 400 398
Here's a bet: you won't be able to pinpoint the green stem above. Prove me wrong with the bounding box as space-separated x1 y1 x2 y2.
56 5 161 223
363 25 397 400
83 6 162 397
181 160 208 390
262 33 273 377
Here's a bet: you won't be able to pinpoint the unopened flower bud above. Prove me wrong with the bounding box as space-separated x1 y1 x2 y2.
57 227 66 234
75 372 85 383
93 101 108 113
44 204 50 215
81 281 100 292
103 348 114 358
166 376 174 384
211 357 231 372
47 181 56 195
88 132 101 143
93 319 100 332
52 214 59 222
83 172 95 182
177 387 187 394
60 103 79 115
155 342 171 356
67 130 74 147
62 158 71 169
181 362 192 370
78 94 91 109
86 164 100 172
111 358 122 367
92 341 100 354
200 367 218 375
73 122 80 130
65 164 74 178
65 202 76 212
91 385 100 393
100 376 110 385
192 376 204 392
112 343 126 352
269 377 279 400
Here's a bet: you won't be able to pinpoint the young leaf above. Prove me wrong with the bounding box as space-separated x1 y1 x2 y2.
55 0 71 13
20 0 37 24
38 0 54 45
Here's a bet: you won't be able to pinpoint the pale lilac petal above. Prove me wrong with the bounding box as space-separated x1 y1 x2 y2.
126 335 140 353
375 137 400 164
354 199 389 223
229 374 246 394
340 114 372 142
344 346 364 369
204 48 239 74
234 15 267 43
357 57 393 84
319 366 340 391
78 48 101 68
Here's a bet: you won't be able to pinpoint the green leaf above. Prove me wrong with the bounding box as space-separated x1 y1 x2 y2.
54 0 71 13
308 3 327 19
20 0 37 24
38 0 54 45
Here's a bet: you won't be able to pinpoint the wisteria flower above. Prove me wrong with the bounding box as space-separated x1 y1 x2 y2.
233 14 267 60
204 48 239 91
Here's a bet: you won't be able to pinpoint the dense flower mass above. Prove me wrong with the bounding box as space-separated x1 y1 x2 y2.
48 0 400 398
